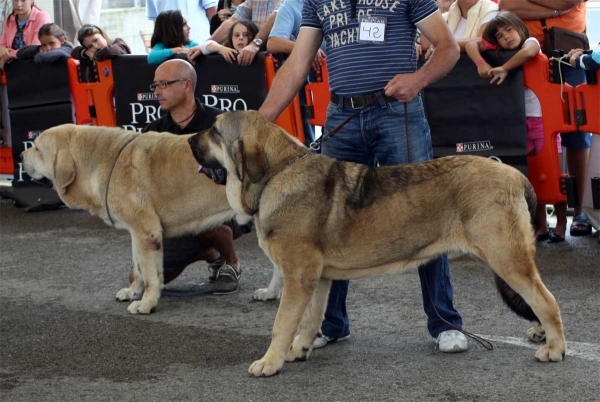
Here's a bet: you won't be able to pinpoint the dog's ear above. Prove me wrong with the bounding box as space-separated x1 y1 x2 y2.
53 149 76 192
240 137 268 184
231 139 245 182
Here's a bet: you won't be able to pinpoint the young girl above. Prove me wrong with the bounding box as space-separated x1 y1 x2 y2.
16 23 73 64
197 20 259 63
0 0 51 68
466 11 567 243
148 10 198 65
71 24 131 62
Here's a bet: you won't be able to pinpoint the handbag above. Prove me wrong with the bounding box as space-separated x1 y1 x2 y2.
540 19 589 57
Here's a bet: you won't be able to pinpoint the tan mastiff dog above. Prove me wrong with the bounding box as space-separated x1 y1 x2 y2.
189 110 566 377
22 124 238 314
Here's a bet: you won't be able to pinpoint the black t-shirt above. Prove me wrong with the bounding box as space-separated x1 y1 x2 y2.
142 98 223 134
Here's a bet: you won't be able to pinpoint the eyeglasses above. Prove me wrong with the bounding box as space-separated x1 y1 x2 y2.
149 78 187 91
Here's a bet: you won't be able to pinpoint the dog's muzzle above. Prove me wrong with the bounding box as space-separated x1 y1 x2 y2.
198 166 227 185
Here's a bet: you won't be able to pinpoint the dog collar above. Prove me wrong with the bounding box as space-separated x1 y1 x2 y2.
105 136 137 226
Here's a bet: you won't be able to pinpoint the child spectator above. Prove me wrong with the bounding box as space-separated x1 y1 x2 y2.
466 11 567 243
148 10 199 65
569 46 600 71
0 0 51 68
72 24 130 62
71 24 131 82
197 20 258 63
16 23 73 64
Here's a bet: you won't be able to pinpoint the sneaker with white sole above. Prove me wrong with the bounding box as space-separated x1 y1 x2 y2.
435 329 468 353
313 333 350 349
213 264 241 294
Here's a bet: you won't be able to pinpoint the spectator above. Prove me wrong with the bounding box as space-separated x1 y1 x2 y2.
0 0 51 69
500 0 593 237
267 0 326 146
259 0 468 353
71 24 131 82
16 23 73 64
190 0 282 66
422 0 499 58
198 20 259 63
140 59 249 294
466 11 567 242
569 46 600 70
148 10 199 66
210 0 244 35
146 0 217 44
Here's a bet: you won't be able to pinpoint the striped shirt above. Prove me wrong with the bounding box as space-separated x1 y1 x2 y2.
301 0 438 95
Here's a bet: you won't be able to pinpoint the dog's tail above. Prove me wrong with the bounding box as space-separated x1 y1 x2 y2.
494 274 539 322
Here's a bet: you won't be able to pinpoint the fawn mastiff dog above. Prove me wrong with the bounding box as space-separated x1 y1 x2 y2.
22 124 238 314
189 111 566 377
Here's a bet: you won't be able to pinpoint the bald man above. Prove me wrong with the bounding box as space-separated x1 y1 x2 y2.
137 59 248 294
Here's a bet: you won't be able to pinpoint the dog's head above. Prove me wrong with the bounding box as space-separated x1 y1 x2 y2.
188 111 305 215
21 124 77 195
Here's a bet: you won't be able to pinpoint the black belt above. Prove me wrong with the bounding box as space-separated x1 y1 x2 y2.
331 91 396 109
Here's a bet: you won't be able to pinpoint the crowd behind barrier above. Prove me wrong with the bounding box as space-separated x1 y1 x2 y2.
0 51 598 210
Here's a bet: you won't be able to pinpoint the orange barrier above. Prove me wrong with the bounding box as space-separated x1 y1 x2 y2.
575 70 600 135
304 59 329 127
1 70 9 174
83 59 117 127
264 54 305 143
67 59 93 125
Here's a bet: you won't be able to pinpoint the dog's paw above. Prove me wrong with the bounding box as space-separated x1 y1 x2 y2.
248 357 283 377
127 300 156 315
252 288 279 301
535 343 565 362
285 342 311 362
527 323 546 343
116 287 142 302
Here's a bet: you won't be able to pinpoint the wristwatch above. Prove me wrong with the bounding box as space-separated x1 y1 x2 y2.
253 38 263 48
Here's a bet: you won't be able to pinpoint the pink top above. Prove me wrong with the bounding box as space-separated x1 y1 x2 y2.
0 7 52 58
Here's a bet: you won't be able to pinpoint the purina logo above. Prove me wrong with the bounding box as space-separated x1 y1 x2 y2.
27 130 44 140
456 141 493 153
211 85 240 94
137 93 157 101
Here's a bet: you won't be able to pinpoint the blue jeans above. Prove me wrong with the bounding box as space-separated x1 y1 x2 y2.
320 94 463 339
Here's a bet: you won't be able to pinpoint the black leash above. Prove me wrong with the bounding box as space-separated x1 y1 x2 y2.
105 136 137 225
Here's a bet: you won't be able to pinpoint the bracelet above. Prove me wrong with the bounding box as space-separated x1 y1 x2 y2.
475 59 486 67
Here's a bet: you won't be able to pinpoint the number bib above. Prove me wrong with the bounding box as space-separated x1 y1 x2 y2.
358 15 387 45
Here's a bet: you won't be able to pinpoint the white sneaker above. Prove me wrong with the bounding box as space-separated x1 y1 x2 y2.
313 334 350 349
435 330 468 353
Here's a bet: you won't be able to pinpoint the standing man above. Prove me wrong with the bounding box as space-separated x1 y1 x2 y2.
147 0 218 44
499 0 593 238
259 0 469 352
140 59 247 294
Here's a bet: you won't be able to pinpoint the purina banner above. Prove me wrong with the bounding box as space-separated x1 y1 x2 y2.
423 52 528 175
111 54 268 132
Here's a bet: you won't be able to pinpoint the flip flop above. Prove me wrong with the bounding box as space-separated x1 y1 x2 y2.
570 211 592 237
536 231 550 241
548 230 565 243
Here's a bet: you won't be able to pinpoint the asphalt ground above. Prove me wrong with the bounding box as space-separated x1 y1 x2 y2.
1 198 599 402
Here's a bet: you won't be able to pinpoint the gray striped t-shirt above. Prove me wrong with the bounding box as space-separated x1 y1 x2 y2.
301 0 438 96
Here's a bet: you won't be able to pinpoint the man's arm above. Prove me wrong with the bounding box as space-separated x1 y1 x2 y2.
259 27 323 122
267 37 294 54
384 12 459 102
237 11 277 66
210 15 238 43
206 6 217 20
499 0 581 19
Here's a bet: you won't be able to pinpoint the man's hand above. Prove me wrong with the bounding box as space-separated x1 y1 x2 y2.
237 43 259 66
424 46 434 60
568 48 584 67
218 9 233 21
489 66 509 85
0 47 10 59
312 48 325 71
384 73 423 102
